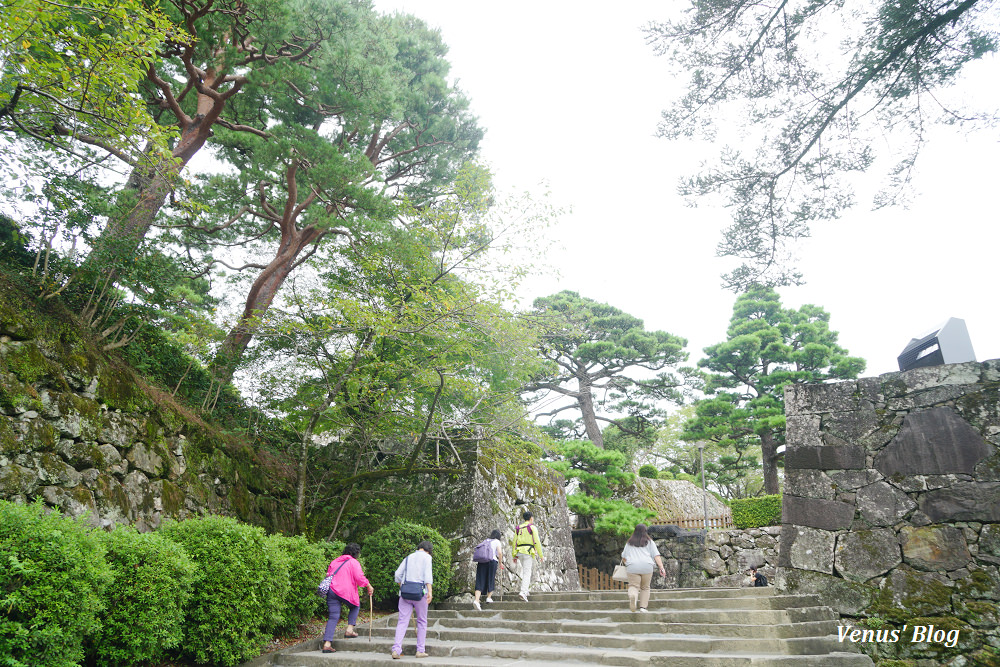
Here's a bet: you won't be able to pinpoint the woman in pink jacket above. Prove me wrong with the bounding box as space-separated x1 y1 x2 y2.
321 543 374 654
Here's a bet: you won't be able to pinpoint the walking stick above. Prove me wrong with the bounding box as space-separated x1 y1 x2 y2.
368 593 373 643
498 565 503 602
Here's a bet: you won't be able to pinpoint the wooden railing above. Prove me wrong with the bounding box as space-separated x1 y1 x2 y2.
577 566 627 591
653 512 733 531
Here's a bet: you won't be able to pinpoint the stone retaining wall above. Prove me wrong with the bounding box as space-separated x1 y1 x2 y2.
778 360 1000 665
573 525 781 588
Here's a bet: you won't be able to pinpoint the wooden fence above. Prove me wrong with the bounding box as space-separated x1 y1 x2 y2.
653 513 733 531
577 566 627 591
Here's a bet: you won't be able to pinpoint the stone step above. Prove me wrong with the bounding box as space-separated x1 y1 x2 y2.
272 639 874 667
425 606 839 625
407 616 840 639
513 587 777 602
441 595 820 612
249 587 873 667
353 627 852 654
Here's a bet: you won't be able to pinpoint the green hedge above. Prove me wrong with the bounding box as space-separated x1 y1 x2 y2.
637 464 659 479
730 494 782 528
159 516 284 666
0 502 111 667
267 533 329 632
90 526 196 667
362 520 453 607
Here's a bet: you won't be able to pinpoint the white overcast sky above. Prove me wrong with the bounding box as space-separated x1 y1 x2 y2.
375 1 999 378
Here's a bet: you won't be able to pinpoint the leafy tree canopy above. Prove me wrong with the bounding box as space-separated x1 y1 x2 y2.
525 291 689 448
646 0 999 289
682 286 865 494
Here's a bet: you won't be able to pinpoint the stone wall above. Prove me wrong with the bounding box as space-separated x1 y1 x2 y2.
573 525 781 589
779 360 1000 665
454 454 580 594
0 278 297 533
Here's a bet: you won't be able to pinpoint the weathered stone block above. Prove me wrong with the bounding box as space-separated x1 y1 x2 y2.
828 470 882 491
785 445 866 471
875 407 991 476
823 409 879 442
784 525 837 574
870 565 954 621
782 495 855 531
785 414 822 447
777 567 875 615
835 529 901 582
920 482 1000 522
856 480 916 526
980 524 1000 562
901 525 972 572
784 469 836 500
127 442 164 477
785 381 877 416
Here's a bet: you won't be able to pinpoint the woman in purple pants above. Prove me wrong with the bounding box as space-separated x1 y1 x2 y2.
391 540 434 659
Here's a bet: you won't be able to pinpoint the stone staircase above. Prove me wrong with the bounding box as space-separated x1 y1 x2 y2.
260 588 874 666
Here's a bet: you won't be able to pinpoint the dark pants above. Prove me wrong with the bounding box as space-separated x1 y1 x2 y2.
475 560 498 594
323 591 360 641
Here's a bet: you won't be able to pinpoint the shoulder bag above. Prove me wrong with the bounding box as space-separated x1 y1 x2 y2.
399 556 426 601
316 558 349 598
612 558 629 582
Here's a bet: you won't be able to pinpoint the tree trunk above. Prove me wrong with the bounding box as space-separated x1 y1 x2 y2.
577 377 604 448
213 228 322 383
760 429 780 495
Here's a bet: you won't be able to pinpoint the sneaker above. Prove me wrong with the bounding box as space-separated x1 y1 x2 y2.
639 608 649 613
485 598 494 603
391 651 401 659
519 593 529 602
415 652 429 658
472 600 481 611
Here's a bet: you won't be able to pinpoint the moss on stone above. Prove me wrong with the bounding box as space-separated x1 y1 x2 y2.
866 567 954 623
161 479 185 516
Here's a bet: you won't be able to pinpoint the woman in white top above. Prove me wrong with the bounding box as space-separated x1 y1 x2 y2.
620 523 666 612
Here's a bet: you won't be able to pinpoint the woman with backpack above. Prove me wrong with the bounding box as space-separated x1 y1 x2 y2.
472 529 504 610
321 543 374 654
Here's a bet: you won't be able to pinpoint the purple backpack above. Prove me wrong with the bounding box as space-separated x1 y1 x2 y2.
472 539 493 563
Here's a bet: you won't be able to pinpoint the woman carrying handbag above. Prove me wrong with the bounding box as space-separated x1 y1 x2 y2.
620 524 666 613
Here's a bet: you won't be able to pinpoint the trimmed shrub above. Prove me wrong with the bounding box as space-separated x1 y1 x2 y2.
159 516 281 666
267 533 328 631
730 494 782 528
362 520 453 607
0 501 111 667
89 526 196 666
566 495 655 535
637 464 659 479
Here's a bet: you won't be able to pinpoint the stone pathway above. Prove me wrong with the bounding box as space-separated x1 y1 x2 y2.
253 588 874 666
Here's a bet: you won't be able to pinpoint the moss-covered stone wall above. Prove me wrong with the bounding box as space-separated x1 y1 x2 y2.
779 360 1000 666
0 274 297 533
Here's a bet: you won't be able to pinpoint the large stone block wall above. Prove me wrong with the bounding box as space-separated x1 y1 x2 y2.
779 360 1000 665
454 453 580 594
573 525 781 589
0 278 297 533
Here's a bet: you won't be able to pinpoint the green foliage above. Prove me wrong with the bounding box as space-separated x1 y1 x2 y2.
89 526 196 667
548 440 653 534
265 534 329 632
159 516 281 666
645 0 997 289
730 495 782 528
0 501 111 667
566 495 654 536
526 290 689 448
361 520 453 607
684 287 865 495
638 464 660 479
0 0 184 165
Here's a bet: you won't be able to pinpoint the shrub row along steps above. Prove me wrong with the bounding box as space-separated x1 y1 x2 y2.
260 587 874 666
